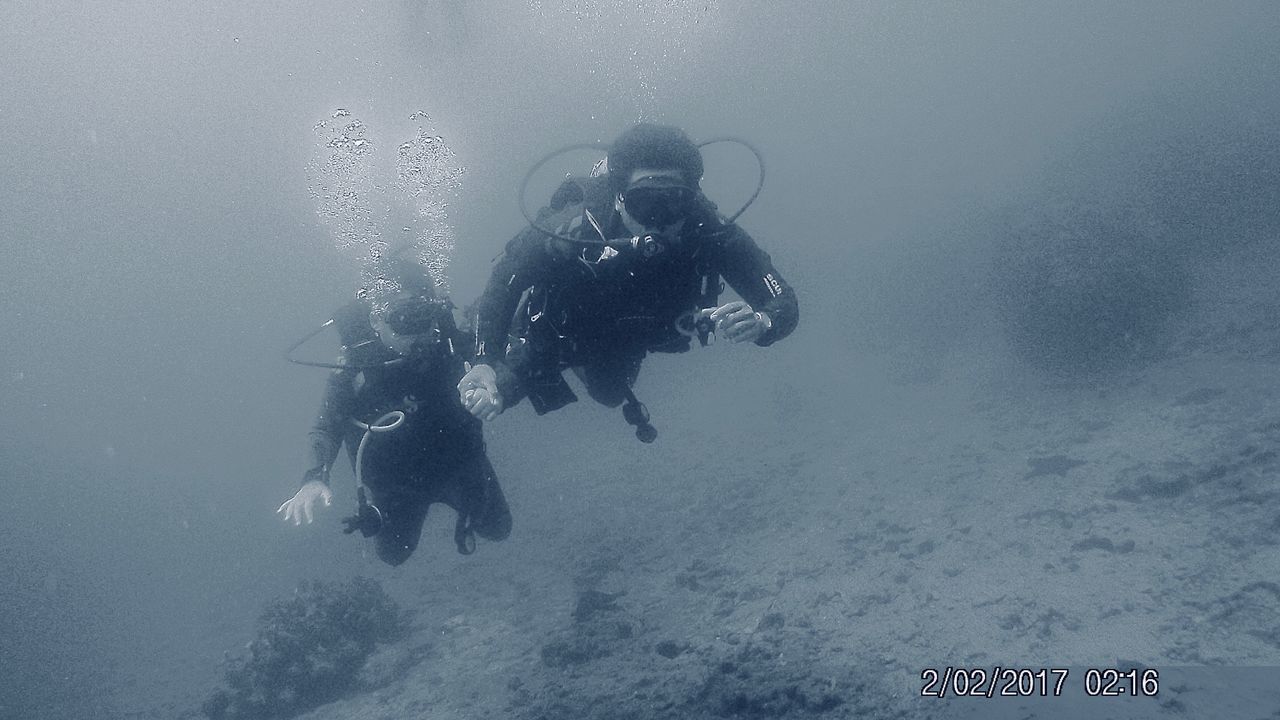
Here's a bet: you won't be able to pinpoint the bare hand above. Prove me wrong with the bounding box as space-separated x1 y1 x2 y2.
277 480 333 525
706 301 772 344
457 362 503 421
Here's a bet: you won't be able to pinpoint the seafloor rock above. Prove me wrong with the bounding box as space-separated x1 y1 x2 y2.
202 577 407 720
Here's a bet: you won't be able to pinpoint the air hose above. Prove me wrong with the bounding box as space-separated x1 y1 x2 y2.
352 411 406 491
339 411 406 538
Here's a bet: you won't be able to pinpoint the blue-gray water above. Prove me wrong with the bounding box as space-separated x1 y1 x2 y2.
2 2 1279 718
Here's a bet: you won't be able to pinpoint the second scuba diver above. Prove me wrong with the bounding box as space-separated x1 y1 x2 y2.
278 253 512 565
456 122 800 441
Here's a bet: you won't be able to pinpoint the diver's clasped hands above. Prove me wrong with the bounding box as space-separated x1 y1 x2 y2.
277 478 333 525
705 301 772 344
453 303 768 423
458 362 504 421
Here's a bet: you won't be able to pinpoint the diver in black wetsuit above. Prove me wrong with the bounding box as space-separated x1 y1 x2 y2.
278 258 511 565
456 123 799 440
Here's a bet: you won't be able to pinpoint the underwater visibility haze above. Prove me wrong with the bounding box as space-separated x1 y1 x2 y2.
2 1 1280 718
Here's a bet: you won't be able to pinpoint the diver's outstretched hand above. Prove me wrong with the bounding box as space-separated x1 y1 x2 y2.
706 301 772 344
458 362 504 421
277 480 333 525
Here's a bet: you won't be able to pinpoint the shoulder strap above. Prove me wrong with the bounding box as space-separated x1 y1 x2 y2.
432 298 464 358
536 176 613 232
530 175 615 260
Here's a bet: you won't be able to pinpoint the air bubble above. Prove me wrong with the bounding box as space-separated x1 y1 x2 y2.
308 108 465 298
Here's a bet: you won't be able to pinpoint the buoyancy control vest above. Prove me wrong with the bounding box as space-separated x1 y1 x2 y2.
515 175 727 366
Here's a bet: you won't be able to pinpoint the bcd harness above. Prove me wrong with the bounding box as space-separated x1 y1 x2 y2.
507 175 729 441
326 299 481 555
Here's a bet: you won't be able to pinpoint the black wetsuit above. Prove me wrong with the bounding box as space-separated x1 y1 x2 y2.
472 176 799 413
305 321 511 566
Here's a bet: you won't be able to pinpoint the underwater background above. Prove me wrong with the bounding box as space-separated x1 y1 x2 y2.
3 2 1279 718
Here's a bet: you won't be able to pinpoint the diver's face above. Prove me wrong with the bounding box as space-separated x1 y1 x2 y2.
371 295 432 357
617 168 692 238
372 317 419 357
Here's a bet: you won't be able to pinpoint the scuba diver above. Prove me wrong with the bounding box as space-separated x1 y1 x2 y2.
278 252 512 565
456 122 799 441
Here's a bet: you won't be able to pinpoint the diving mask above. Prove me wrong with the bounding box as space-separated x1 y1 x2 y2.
383 296 442 336
621 178 695 228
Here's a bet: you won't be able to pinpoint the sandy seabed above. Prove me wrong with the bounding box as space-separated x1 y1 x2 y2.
139 249 1280 720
